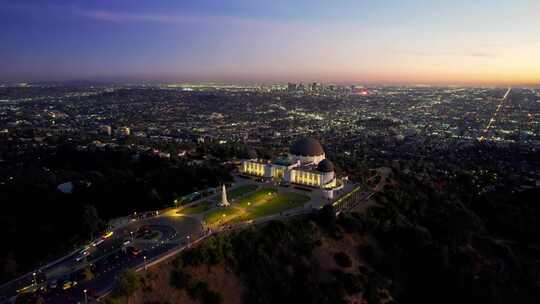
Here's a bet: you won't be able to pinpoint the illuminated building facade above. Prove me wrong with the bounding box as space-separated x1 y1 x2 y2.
240 138 339 193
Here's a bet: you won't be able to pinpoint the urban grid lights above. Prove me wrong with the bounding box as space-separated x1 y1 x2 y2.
1 1 540 303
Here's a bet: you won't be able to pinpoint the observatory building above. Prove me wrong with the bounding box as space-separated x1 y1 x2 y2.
240 137 344 198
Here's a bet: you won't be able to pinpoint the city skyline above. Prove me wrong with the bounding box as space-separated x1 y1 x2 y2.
1 0 540 85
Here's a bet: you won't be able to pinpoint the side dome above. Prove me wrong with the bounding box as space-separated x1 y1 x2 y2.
317 159 334 173
290 138 325 156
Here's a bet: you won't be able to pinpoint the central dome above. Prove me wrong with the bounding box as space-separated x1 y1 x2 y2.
290 138 325 156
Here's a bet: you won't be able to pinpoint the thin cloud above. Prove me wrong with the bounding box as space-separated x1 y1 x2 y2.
469 52 496 58
77 10 203 24
76 9 282 28
397 49 497 59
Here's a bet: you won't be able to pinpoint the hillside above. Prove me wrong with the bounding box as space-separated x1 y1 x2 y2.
106 168 540 304
106 213 393 304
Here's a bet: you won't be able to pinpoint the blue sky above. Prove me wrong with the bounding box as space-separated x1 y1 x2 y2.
1 0 539 84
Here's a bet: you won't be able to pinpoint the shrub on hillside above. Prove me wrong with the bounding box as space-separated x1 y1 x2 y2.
361 243 384 268
170 268 192 289
317 205 336 227
342 272 364 294
330 225 345 240
113 270 140 297
202 289 223 304
181 235 234 266
317 280 347 304
188 281 208 299
338 214 364 233
334 252 352 268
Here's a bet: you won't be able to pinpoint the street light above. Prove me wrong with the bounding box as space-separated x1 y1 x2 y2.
130 231 134 240
83 289 88 304
32 272 36 287
143 256 147 271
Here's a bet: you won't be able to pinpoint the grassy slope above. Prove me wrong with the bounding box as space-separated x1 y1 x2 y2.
181 201 213 215
179 184 259 216
247 192 310 218
203 188 309 226
227 184 258 200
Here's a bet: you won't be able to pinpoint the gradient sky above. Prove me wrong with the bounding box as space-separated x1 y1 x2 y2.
1 0 539 84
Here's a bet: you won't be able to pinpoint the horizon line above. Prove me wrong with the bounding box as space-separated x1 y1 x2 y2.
1 80 535 89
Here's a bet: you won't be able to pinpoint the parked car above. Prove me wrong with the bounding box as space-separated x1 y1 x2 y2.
62 280 77 290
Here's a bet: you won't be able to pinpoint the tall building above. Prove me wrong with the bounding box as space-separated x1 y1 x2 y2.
311 82 319 92
287 83 297 92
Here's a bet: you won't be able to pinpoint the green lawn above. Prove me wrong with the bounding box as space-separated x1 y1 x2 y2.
203 206 241 225
228 184 258 200
246 192 310 219
234 187 277 208
180 201 213 215
179 185 258 216
203 188 310 226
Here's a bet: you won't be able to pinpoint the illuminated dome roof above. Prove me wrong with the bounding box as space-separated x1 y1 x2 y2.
290 138 325 157
317 159 334 173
